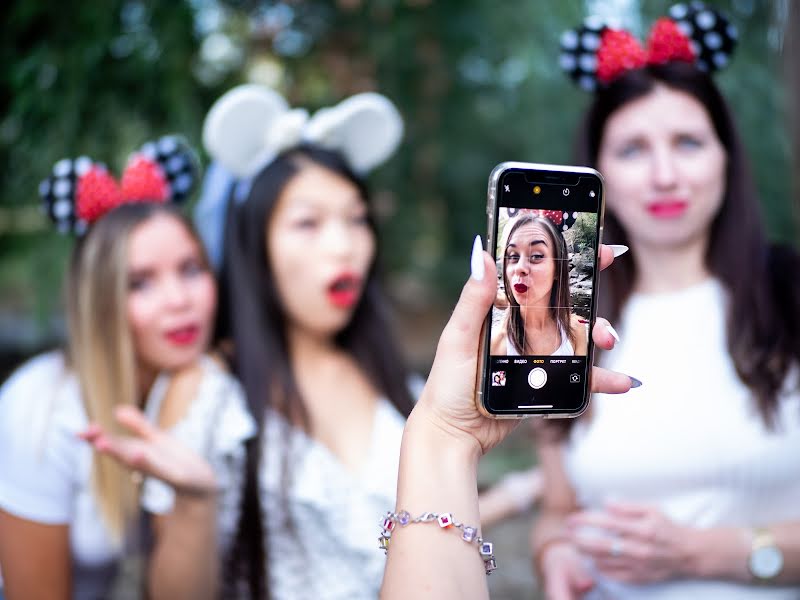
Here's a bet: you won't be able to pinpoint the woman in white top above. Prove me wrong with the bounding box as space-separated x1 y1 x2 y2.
532 4 800 599
490 214 588 357
0 138 253 600
201 87 418 599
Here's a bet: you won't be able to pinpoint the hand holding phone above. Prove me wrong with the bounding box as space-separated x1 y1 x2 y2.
477 162 604 418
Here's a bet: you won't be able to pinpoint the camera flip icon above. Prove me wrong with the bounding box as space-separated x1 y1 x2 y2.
569 373 581 384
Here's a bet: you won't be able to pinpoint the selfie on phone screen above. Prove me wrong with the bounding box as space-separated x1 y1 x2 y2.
479 164 603 417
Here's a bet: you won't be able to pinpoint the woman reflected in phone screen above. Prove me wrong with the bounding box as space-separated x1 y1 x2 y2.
491 215 588 356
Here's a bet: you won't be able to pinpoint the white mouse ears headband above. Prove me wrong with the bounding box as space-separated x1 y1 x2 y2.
202 84 404 179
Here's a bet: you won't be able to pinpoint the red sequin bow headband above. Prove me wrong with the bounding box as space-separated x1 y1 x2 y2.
39 136 198 235
560 2 737 91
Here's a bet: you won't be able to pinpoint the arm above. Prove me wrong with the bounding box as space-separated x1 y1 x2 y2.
570 314 589 355
0 512 70 600
381 242 628 599
688 522 800 585
570 503 800 586
529 435 594 600
148 495 218 600
82 406 219 600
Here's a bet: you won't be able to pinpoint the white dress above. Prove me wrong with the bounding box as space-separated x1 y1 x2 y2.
563 279 800 599
0 352 255 600
258 397 410 600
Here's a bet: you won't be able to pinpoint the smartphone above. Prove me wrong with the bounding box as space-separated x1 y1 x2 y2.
476 162 604 418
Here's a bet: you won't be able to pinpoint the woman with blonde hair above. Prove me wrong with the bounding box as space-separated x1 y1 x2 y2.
0 137 253 599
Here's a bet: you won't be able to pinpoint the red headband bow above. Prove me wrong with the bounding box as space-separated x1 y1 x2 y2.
560 2 737 91
597 18 694 84
40 136 198 235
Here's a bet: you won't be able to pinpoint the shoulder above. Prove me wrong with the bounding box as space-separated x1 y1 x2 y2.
0 352 82 523
490 329 507 355
162 355 255 452
569 315 588 354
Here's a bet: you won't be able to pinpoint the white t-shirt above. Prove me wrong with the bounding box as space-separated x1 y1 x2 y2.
259 397 409 600
564 279 800 599
0 352 254 600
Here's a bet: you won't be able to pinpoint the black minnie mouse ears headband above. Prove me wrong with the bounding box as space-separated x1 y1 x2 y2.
560 2 737 92
39 136 199 235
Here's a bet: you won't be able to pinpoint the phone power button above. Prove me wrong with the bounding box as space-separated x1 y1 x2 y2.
528 367 547 389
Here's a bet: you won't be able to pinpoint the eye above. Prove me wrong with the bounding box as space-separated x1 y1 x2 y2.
530 253 545 263
676 134 703 149
350 212 370 226
180 258 207 278
617 140 646 159
294 217 319 230
129 274 151 292
506 252 520 264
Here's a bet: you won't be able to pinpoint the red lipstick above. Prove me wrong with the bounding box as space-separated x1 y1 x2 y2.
647 200 688 219
165 325 200 346
327 273 362 309
513 283 529 294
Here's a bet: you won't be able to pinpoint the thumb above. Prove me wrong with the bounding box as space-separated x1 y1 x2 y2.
438 236 497 354
114 405 157 440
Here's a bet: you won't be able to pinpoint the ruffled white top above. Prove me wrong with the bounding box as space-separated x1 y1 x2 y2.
259 397 408 600
563 279 800 599
0 352 255 600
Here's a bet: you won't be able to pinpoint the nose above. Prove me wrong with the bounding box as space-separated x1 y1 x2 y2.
512 261 529 277
651 145 679 190
322 219 355 260
162 275 192 309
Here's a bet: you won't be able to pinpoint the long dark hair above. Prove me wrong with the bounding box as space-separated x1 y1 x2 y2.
501 215 574 353
217 145 414 598
576 62 800 428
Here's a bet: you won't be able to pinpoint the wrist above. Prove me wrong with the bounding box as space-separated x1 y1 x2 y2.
405 405 483 469
685 527 751 581
396 408 482 526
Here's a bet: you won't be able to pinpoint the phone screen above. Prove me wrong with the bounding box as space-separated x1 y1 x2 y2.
480 164 603 417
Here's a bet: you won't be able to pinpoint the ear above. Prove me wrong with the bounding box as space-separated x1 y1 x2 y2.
203 84 290 179
304 92 404 174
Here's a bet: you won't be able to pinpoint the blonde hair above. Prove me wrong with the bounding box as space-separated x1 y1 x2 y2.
65 203 197 542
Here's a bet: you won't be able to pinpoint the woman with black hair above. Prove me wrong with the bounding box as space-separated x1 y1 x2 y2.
201 86 420 599
531 4 800 598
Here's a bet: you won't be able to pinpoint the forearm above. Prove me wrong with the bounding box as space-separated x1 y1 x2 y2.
147 494 218 600
530 507 574 577
688 521 800 585
381 412 487 600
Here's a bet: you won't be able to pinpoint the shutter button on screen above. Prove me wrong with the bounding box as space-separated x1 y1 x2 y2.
528 367 547 389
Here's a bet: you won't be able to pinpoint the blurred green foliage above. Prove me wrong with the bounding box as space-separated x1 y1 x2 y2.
0 0 795 353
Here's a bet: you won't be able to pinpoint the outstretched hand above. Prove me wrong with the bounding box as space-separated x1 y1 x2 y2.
410 240 632 457
79 405 217 497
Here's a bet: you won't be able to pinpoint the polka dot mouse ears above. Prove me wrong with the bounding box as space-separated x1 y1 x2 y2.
504 207 577 231
560 2 737 92
40 135 199 235
202 84 404 180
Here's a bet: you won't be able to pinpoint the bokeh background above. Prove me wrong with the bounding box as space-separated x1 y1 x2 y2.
1 1 798 597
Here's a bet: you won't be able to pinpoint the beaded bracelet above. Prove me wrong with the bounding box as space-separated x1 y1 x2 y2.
378 510 497 575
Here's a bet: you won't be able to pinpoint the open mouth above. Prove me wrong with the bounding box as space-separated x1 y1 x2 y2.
327 274 361 308
513 283 529 294
165 324 200 346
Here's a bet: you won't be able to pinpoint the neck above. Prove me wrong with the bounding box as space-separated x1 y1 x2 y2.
287 326 340 367
520 303 555 332
632 235 711 294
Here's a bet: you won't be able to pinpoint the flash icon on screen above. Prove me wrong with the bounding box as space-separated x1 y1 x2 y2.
504 185 510 192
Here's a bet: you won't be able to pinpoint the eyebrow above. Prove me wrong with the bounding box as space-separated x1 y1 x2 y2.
508 238 547 248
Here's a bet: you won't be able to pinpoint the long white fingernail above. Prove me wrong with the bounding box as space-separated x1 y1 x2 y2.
471 235 485 281
607 323 621 343
609 244 629 257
